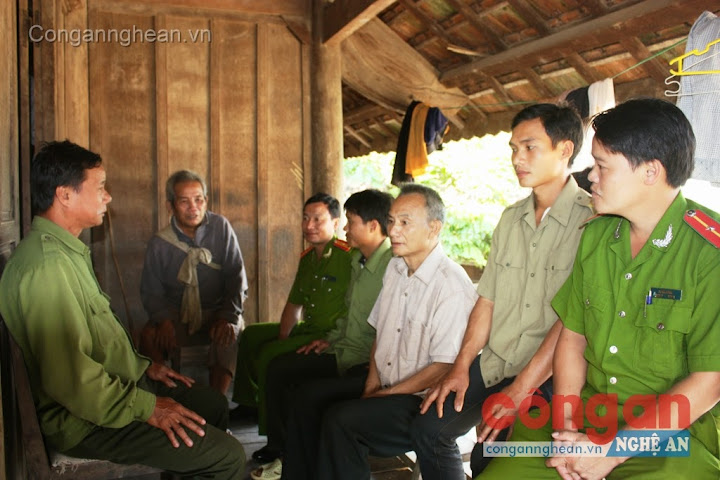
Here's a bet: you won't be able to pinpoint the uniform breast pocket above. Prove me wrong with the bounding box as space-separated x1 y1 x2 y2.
633 304 690 379
544 251 575 297
493 252 525 303
88 293 126 352
581 283 612 347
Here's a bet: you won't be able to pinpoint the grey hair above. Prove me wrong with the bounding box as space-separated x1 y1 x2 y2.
398 183 445 224
166 170 207 204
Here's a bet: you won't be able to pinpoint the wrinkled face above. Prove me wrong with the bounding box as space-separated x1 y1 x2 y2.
68 166 112 229
509 118 570 189
302 202 338 247
387 193 436 261
171 181 207 235
587 138 645 215
344 212 374 249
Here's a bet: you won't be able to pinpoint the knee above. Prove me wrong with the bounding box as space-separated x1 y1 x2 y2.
216 431 247 473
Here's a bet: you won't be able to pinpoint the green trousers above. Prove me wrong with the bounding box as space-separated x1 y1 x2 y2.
232 322 325 435
64 377 245 479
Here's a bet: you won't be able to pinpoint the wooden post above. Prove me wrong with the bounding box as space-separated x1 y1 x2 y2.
310 1 343 200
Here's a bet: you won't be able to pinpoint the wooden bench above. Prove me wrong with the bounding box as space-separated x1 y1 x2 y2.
3 320 166 479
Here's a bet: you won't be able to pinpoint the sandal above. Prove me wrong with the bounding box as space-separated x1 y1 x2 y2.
250 458 282 480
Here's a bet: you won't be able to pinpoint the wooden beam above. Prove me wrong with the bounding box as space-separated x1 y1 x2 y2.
581 0 608 17
397 0 456 47
341 18 469 126
562 50 601 84
444 0 505 51
507 0 549 35
441 0 718 81
344 103 388 124
620 36 672 84
323 0 397 46
344 125 372 148
479 72 514 105
520 66 554 98
107 0 306 17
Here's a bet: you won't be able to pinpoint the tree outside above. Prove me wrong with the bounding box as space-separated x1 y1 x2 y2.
344 133 529 269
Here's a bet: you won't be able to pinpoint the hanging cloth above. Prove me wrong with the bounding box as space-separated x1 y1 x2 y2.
677 11 720 186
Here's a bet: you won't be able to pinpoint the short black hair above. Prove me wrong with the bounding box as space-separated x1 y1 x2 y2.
31 140 103 215
592 98 695 188
304 192 341 219
344 189 394 236
511 103 584 167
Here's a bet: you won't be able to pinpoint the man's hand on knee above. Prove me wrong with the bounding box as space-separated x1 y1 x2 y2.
147 362 195 388
419 366 469 418
147 396 207 448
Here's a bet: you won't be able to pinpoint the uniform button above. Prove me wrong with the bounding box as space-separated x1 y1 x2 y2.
530 273 535 277
312 288 316 292
404 292 408 296
505 262 510 266
328 288 332 292
609 345 618 354
387 362 391 366
618 311 626 317
585 298 590 306
311 304 315 308
532 243 537 247
657 323 665 331
314 275 318 279
397 328 401 332
609 376 617 384
526 304 530 308
624 273 632 280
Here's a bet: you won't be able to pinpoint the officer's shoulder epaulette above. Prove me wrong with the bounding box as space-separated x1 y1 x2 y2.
333 238 352 252
300 246 314 258
684 209 720 248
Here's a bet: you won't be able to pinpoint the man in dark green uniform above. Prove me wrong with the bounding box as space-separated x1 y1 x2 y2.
232 193 353 429
479 99 720 479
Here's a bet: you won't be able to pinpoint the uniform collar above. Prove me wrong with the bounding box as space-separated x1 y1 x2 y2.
520 176 587 227
33 216 90 255
608 192 686 255
647 192 686 252
361 237 392 273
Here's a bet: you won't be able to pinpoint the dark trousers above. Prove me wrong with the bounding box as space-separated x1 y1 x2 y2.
265 351 340 450
281 372 368 480
64 377 245 479
414 356 513 480
315 356 549 480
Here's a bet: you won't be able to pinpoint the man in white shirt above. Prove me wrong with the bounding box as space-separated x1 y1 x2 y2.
314 184 478 480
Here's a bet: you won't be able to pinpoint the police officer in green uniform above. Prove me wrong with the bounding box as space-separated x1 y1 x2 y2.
479 99 720 479
232 193 353 429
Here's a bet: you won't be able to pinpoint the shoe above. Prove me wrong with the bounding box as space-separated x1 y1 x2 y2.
250 458 282 480
229 404 258 421
252 445 282 463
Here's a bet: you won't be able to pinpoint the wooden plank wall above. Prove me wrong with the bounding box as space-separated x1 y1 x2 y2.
1 0 21 477
84 5 310 336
